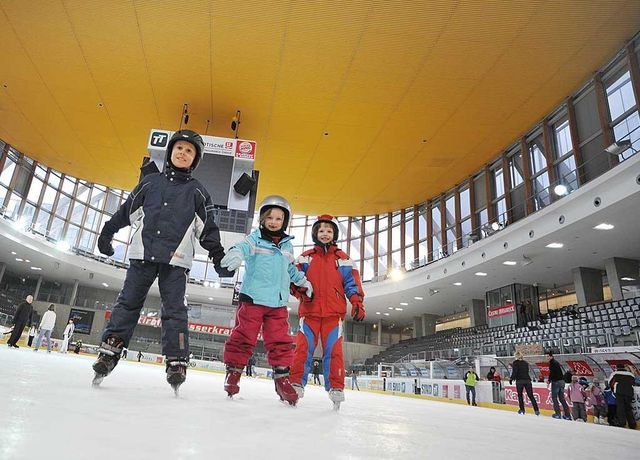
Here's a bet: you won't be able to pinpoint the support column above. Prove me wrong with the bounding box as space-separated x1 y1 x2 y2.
377 319 382 346
468 299 487 327
0 262 5 285
69 279 80 306
413 316 423 338
33 275 43 300
604 257 640 301
572 267 604 307
421 314 438 336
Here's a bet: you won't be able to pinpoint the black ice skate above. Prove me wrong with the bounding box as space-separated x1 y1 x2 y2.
273 366 298 406
166 357 188 397
91 336 124 387
224 366 243 398
328 388 345 411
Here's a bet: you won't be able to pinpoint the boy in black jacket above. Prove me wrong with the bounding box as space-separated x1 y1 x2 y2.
609 364 638 429
92 130 232 393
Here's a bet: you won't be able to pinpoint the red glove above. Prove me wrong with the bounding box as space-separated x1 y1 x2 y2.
290 283 312 302
350 294 366 321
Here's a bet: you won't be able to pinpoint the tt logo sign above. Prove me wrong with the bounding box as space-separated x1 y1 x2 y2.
150 131 169 148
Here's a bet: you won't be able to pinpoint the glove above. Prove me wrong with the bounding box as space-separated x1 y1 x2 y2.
214 263 236 278
220 249 243 271
350 294 366 321
97 233 114 256
294 278 314 299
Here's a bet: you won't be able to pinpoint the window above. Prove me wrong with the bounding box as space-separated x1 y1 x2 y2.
509 153 524 187
0 155 16 186
528 134 550 210
27 178 43 203
606 70 639 161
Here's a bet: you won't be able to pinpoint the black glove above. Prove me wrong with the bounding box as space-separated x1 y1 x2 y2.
214 263 235 278
97 233 115 256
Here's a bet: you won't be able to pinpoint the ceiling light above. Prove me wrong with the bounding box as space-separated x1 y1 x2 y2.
414 296 423 300
213 281 221 289
56 241 71 252
25 259 30 263
389 268 404 281
400 302 408 306
388 307 394 310
453 282 462 286
395 308 403 311
604 139 631 155
11 251 16 255
15 258 23 262
375 312 381 315
593 223 614 230
383 313 390 316
475 272 487 276
101 282 109 287
491 222 501 231
30 267 42 271
546 242 564 249
553 184 568 196
621 277 636 281
503 261 517 266
208 297 213 301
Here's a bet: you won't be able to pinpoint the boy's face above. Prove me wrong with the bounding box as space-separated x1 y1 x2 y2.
317 222 334 244
264 208 285 231
170 140 197 169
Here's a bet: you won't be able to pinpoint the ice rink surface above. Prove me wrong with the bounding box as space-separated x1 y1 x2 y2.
0 347 637 460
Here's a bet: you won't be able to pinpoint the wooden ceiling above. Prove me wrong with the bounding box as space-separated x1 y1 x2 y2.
1 1 639 215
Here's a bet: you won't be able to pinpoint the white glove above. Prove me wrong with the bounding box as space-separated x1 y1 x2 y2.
220 248 244 271
295 278 314 299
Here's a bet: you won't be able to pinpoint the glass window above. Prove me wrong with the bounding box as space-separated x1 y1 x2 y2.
349 239 361 261
350 217 362 239
70 202 86 225
34 210 50 234
557 156 577 190
105 191 121 215
78 230 96 251
49 217 65 240
391 221 401 252
495 198 507 223
417 206 427 242
190 260 207 280
492 168 504 198
606 70 636 121
461 218 472 247
48 170 61 189
0 184 7 205
378 229 388 256
90 185 106 209
64 224 80 246
405 215 414 246
34 164 47 179
84 208 100 231
612 111 640 161
22 203 36 224
533 172 550 210
445 195 455 227
0 156 16 186
62 176 76 195
5 193 22 219
553 119 572 159
362 259 374 282
41 186 57 212
529 139 547 174
459 188 470 219
446 228 457 253
431 202 441 236
364 216 376 235
76 182 91 203
509 153 524 187
55 194 71 218
27 178 43 203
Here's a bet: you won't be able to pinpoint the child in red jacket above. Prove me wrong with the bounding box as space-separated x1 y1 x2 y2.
289 215 365 409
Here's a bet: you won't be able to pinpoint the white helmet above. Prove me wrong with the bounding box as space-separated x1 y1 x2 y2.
258 195 292 231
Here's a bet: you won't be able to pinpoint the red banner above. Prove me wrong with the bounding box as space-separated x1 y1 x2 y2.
566 360 594 376
535 362 550 378
235 140 256 160
606 359 639 375
454 385 461 399
504 384 591 413
488 303 515 318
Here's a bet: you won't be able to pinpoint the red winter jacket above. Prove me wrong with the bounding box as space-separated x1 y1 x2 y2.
294 245 364 319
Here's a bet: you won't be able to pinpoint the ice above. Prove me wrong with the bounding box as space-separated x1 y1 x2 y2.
0 346 637 460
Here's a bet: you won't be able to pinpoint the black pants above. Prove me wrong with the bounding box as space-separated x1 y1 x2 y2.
27 335 35 347
313 373 321 385
616 394 637 429
465 385 476 405
7 320 28 346
102 260 190 358
516 381 539 413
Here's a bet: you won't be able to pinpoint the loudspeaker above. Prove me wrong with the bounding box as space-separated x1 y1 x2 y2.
233 172 256 196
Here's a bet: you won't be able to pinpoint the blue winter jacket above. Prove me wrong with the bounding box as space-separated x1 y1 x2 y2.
233 229 306 308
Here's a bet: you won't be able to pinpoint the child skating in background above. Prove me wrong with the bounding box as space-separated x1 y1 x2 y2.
289 215 365 410
586 378 607 424
219 195 313 406
93 129 232 394
567 375 588 422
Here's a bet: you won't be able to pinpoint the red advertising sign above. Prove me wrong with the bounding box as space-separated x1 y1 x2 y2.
505 384 592 413
442 385 449 399
454 385 461 399
488 303 516 318
566 360 594 377
606 360 639 375
535 362 550 378
235 140 256 160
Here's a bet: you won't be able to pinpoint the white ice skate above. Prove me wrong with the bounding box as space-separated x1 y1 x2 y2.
292 383 305 399
328 389 345 411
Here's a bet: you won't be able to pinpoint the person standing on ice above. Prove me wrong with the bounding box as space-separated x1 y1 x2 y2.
219 195 313 406
59 319 75 353
33 304 57 353
288 215 366 409
92 129 233 394
6 294 34 348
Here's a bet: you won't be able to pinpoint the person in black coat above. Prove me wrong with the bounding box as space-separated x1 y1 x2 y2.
546 351 571 419
510 351 539 415
7 295 34 348
312 359 321 385
609 364 638 429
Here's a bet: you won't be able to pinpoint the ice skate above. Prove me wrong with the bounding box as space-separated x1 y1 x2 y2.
273 366 298 406
91 336 124 387
328 388 345 411
292 383 305 399
166 357 188 397
224 366 243 398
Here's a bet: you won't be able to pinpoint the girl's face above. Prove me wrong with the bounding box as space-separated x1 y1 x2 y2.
316 223 334 244
264 208 285 231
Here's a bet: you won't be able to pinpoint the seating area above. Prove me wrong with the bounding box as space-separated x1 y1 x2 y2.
367 297 640 365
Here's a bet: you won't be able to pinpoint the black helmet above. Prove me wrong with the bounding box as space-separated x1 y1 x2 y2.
166 129 205 171
311 214 339 246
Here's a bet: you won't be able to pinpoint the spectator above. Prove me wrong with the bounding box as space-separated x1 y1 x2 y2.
546 351 571 420
34 304 57 353
586 378 607 424
246 355 256 377
510 351 539 415
463 366 479 406
312 359 322 385
74 340 82 354
486 367 496 381
59 319 75 353
6 295 34 348
137 350 144 362
351 369 360 391
567 375 587 422
122 348 128 360
609 364 637 429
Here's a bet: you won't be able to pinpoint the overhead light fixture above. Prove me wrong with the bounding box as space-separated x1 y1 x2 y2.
11 251 16 255
185 294 189 298
400 302 408 306
208 297 213 301
621 277 636 281
30 267 42 271
553 184 568 196
593 223 614 230
502 261 517 266
546 242 564 249
521 255 533 266
414 296 423 300
395 307 403 311
213 281 221 289
375 312 381 315
388 268 404 281
428 288 439 296
604 139 632 156
475 272 487 276
56 241 71 252
25 259 30 263
491 222 501 231
453 282 462 286
15 258 23 262
383 312 390 316
387 306 394 310
101 282 109 287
